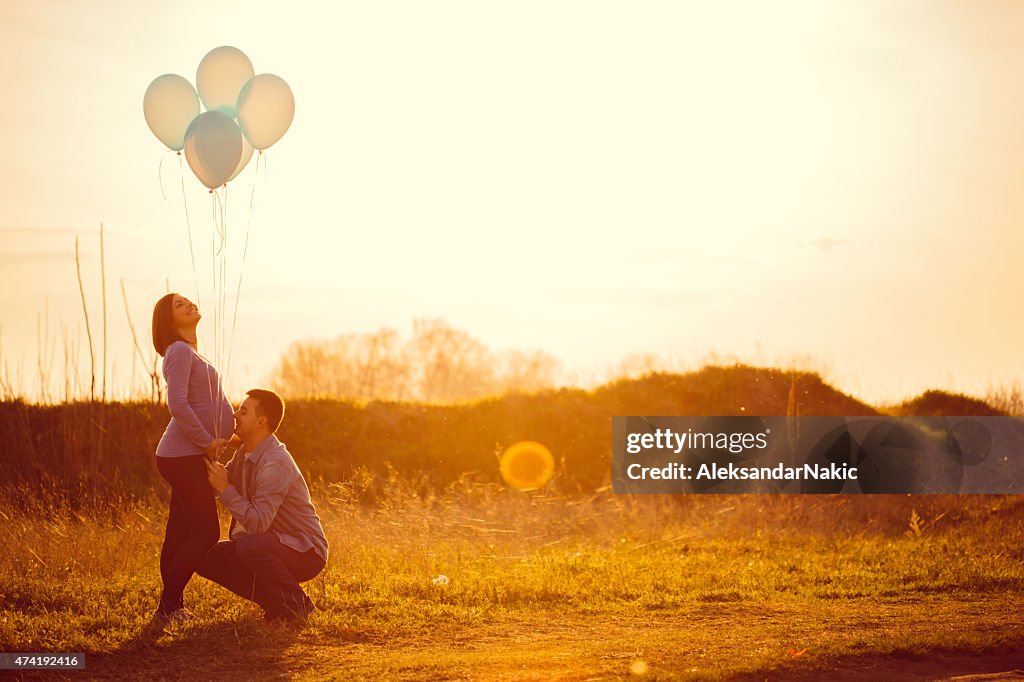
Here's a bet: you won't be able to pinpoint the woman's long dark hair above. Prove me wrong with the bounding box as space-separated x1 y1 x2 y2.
152 293 187 357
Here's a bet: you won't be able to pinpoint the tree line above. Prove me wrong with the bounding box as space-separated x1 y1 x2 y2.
268 318 562 402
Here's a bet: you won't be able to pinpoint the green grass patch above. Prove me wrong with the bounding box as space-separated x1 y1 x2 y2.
2 491 1024 679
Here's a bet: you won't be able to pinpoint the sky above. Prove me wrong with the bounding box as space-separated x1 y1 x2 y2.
2 0 1024 404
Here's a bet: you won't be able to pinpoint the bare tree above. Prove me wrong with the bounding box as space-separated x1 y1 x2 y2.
271 329 412 400
355 328 410 401
609 352 671 381
496 349 561 393
272 339 333 397
408 319 496 402
268 319 561 402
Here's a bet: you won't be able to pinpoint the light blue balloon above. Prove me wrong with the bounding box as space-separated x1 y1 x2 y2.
143 74 200 151
183 111 243 190
196 46 254 120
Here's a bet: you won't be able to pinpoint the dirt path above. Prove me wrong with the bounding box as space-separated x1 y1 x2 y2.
71 600 1024 681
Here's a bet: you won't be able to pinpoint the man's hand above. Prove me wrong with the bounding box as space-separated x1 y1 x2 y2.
205 438 230 461
206 458 230 494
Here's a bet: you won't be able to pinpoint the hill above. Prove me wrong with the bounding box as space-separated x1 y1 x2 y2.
888 389 1007 417
0 365 995 503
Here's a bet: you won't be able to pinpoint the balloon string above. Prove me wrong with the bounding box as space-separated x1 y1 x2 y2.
215 184 229 437
178 153 201 310
217 185 228 434
222 183 229 249
158 150 174 202
205 190 219 439
250 153 262 215
225 152 261 382
212 189 227 255
221 183 229 398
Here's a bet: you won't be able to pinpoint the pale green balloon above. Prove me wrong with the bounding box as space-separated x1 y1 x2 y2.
237 74 295 150
143 74 200 151
196 46 254 119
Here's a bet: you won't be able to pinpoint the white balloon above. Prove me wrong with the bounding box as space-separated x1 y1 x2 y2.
227 134 254 183
143 74 199 151
183 111 243 190
237 74 295 150
196 46 254 118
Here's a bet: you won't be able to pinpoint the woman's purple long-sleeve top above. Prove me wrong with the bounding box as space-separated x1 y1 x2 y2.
155 341 235 458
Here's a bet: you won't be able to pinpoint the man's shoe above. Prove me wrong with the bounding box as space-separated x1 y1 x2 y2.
264 603 313 627
263 611 301 627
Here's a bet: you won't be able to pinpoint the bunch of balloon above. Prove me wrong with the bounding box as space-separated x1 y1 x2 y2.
144 45 294 187
143 46 294 399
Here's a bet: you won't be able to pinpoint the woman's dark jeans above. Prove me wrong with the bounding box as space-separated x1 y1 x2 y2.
156 454 219 614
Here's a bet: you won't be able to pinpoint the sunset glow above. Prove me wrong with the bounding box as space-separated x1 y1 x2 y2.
2 1 1023 403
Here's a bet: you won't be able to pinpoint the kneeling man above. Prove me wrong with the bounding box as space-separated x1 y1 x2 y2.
201 388 328 622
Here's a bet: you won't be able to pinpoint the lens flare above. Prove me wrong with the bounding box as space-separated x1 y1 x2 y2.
499 440 555 491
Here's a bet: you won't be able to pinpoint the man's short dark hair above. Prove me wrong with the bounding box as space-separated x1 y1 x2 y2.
247 388 285 433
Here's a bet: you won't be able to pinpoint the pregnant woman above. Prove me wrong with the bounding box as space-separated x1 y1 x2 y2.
148 292 234 632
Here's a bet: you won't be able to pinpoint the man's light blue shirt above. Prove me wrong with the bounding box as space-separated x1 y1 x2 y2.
219 434 329 562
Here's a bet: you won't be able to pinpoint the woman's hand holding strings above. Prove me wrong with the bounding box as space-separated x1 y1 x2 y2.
205 438 230 461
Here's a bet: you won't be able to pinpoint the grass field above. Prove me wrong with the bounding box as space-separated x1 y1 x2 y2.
3 482 1024 680
3 369 1023 679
